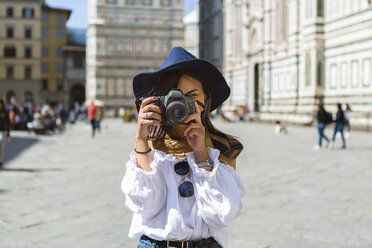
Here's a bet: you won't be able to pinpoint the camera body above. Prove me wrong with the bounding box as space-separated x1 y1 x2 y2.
139 89 196 126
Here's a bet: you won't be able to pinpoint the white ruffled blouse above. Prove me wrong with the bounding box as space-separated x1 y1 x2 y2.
121 147 246 248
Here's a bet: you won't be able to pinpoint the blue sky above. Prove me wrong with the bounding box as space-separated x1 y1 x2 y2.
46 0 195 29
45 0 88 29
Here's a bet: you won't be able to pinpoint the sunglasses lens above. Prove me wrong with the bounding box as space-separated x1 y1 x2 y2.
174 161 189 176
179 181 194 198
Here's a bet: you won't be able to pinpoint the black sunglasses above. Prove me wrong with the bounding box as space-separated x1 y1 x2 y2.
174 161 194 198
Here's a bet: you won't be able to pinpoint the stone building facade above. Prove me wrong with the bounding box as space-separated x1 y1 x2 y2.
86 0 184 115
198 0 224 70
223 0 372 126
0 0 43 105
41 6 71 105
63 29 86 109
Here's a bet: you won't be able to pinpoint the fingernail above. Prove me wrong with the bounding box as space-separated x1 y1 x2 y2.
153 97 157 99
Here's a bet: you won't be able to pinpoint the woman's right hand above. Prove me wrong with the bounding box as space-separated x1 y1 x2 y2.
136 96 162 140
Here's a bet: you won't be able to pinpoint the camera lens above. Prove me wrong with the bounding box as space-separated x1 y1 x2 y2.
172 107 184 118
167 101 187 123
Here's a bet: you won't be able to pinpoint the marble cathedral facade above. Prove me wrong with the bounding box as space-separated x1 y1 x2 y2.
224 0 372 126
86 0 184 114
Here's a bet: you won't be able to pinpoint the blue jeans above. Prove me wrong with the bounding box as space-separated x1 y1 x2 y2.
317 122 330 147
137 235 223 248
332 122 346 147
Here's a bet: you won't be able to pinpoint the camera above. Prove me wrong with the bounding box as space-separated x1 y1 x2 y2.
137 89 196 126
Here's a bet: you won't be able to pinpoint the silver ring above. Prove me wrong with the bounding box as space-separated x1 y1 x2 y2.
146 113 148 118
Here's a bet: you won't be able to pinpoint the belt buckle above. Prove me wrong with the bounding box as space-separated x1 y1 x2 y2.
166 240 188 248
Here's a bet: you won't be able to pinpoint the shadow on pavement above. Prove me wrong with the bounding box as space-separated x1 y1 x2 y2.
342 146 372 151
0 168 63 173
3 135 39 164
0 189 8 195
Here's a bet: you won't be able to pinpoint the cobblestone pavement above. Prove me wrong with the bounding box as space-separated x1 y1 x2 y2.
0 120 371 248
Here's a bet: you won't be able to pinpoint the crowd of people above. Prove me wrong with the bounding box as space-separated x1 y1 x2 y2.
315 99 352 150
0 98 104 136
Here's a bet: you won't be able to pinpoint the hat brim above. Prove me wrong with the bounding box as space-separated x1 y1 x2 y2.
133 59 230 111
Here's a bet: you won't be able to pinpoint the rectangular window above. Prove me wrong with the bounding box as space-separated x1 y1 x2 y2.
43 13 48 22
142 0 153 6
351 60 359 87
25 66 32 79
73 55 83 68
57 63 64 73
57 29 64 38
162 40 168 56
6 66 14 79
42 63 48 73
96 78 104 96
42 47 49 57
23 8 34 18
108 39 115 56
25 27 32 39
305 52 311 87
108 78 116 96
306 0 312 19
362 58 371 86
340 62 347 88
317 0 324 17
117 78 124 96
135 39 141 56
161 0 171 6
57 14 64 23
24 46 32 58
57 48 63 57
42 79 48 90
6 27 14 38
57 80 64 91
330 64 337 89
42 28 48 37
125 39 132 56
153 39 160 57
4 46 16 58
118 39 124 56
6 7 14 17
126 0 136 5
106 0 117 4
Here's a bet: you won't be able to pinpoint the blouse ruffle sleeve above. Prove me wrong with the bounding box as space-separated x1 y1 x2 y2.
121 150 167 218
187 147 246 228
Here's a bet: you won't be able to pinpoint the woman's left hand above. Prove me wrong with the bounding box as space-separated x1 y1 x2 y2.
183 101 208 161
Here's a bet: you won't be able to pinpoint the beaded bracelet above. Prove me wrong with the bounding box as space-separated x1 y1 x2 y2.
134 148 152 154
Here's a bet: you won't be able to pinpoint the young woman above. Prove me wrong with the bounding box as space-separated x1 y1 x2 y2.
121 47 245 248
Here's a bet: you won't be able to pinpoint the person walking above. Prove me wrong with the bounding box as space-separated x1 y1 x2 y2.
121 47 245 248
0 100 11 169
314 98 331 150
343 103 352 138
331 103 347 149
95 106 104 133
87 101 97 137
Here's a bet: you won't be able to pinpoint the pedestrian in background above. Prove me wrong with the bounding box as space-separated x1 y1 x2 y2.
314 98 332 150
87 101 97 137
331 103 347 149
95 106 104 133
343 103 352 138
0 100 11 169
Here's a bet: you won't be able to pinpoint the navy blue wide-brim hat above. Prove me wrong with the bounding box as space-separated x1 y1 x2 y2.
133 46 230 112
